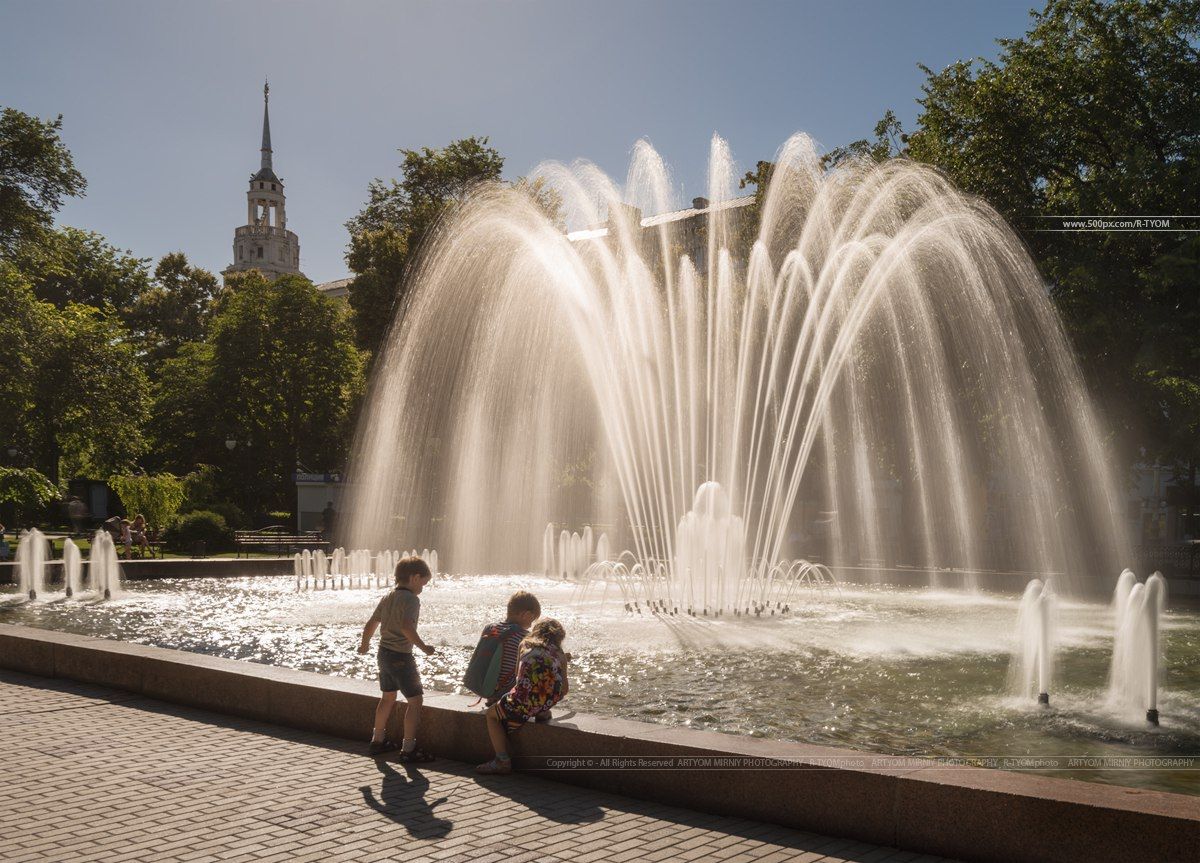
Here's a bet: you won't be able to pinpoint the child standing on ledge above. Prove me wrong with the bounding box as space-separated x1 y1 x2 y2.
476 618 570 775
357 556 436 761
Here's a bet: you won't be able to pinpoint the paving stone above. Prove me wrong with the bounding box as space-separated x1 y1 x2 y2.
0 669 960 863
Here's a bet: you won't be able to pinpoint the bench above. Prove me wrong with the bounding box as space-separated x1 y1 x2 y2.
233 527 329 558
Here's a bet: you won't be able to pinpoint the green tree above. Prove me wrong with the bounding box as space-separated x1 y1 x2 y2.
830 0 1200 475
345 136 505 354
29 302 149 484
153 271 364 516
0 466 58 530
144 340 217 475
128 252 219 368
18 226 150 314
0 263 46 459
0 262 147 484
108 472 185 531
0 107 86 256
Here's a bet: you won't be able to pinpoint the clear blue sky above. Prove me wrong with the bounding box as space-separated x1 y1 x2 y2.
1 0 1037 285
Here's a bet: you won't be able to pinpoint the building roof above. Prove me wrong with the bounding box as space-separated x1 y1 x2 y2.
316 277 352 298
253 81 279 183
566 194 754 242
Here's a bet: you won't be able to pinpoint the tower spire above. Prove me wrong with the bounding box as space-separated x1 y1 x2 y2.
261 79 272 172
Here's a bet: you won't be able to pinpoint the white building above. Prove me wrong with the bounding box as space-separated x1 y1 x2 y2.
223 82 305 283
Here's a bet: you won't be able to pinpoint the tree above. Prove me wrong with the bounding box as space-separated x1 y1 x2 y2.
833 0 1200 473
0 467 58 529
28 302 149 484
0 262 147 484
0 107 86 256
345 136 505 354
144 340 217 475
128 252 219 368
108 472 185 530
152 271 364 515
18 226 150 314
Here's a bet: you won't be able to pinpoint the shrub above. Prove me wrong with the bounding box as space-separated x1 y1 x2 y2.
167 510 230 553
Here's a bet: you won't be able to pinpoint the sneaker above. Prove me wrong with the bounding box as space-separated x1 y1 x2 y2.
398 747 436 763
476 757 512 775
368 739 400 756
534 710 552 723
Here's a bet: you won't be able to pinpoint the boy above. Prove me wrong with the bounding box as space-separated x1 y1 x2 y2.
357 556 436 760
484 591 541 707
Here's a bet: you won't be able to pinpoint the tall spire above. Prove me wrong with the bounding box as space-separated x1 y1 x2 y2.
260 79 272 172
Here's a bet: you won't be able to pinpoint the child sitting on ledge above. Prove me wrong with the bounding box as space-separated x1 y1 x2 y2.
476 618 570 775
463 590 542 709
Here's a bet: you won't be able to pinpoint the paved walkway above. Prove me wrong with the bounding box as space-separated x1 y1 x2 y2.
0 671 960 863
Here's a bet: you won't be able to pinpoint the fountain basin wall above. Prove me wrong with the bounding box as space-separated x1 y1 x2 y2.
1 624 1196 863
0 557 293 585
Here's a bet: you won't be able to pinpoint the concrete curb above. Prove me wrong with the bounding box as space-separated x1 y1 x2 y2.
1 623 1196 862
0 557 294 584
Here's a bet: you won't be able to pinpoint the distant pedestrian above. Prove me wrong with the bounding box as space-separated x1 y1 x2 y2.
357 556 437 761
321 501 337 538
67 496 88 536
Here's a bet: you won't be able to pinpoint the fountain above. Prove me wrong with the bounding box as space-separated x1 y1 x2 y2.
63 538 83 597
344 133 1130 603
1109 569 1167 725
294 547 437 592
1009 578 1056 706
14 528 48 600
88 529 121 599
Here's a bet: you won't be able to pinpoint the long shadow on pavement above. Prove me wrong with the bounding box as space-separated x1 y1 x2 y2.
360 759 453 839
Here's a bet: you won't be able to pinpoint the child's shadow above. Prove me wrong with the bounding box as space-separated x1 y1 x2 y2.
359 759 453 839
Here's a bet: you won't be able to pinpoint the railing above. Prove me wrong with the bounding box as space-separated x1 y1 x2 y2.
234 225 296 240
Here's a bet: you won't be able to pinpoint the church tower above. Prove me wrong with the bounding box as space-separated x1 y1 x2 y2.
224 82 304 282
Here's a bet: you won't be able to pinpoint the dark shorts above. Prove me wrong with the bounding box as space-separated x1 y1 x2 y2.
378 648 423 698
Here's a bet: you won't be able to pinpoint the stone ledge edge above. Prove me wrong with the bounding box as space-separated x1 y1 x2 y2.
1 623 1196 863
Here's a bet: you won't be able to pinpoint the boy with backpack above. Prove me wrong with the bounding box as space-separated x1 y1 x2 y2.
464 591 543 710
357 556 436 760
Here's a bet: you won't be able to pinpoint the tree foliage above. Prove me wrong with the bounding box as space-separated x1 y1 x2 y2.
17 225 150 314
830 0 1200 472
128 252 219 368
0 107 85 256
146 271 364 515
344 136 506 354
1 262 148 483
0 466 59 527
108 472 185 530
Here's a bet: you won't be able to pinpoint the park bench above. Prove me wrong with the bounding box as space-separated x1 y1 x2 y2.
233 526 329 558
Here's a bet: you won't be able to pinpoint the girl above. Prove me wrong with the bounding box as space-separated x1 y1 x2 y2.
476 618 569 775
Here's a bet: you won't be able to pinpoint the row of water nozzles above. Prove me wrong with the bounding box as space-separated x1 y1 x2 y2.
544 523 609 580
294 547 438 591
624 599 791 617
1014 569 1166 725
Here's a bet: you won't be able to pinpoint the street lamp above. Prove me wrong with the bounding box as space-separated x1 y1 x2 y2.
225 439 238 451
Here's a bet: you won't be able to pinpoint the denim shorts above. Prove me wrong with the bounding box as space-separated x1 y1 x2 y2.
378 647 423 697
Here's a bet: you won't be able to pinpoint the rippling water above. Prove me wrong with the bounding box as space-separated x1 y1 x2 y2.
3 575 1197 795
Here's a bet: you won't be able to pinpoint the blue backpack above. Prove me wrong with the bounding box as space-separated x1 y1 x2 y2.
463 623 520 699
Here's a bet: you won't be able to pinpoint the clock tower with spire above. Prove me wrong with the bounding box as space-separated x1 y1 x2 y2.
224 81 304 282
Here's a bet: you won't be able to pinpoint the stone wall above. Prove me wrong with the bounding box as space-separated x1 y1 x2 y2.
1 623 1196 863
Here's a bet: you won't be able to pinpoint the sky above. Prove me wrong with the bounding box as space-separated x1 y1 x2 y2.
1 0 1038 285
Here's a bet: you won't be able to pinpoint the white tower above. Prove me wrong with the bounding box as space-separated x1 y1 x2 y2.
224 81 304 282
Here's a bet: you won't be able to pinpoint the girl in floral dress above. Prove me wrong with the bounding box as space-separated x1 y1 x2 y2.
477 618 569 774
